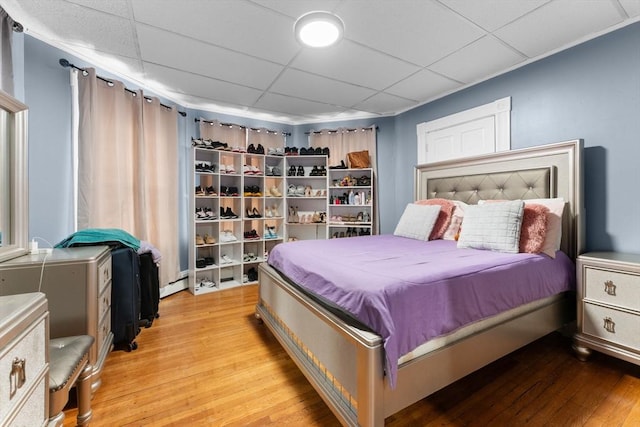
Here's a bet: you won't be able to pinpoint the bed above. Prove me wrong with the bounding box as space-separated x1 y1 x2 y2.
256 140 584 426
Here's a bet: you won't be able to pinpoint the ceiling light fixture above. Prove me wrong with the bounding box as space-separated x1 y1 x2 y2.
294 11 344 48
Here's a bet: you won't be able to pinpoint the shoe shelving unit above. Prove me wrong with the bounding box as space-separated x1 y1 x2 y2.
327 168 374 238
284 155 329 241
190 145 285 295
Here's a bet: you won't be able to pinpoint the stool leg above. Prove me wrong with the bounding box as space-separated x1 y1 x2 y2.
76 363 93 426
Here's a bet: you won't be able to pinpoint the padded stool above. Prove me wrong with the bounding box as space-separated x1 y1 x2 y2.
48 335 94 427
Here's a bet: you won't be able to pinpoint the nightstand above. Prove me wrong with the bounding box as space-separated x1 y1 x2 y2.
573 252 640 366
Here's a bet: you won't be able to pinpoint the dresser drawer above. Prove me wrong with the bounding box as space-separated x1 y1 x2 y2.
98 310 111 357
98 257 112 295
0 315 47 422
5 371 47 427
583 266 640 311
98 283 112 324
583 302 640 351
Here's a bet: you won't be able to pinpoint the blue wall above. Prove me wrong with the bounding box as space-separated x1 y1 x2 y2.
393 22 640 253
17 21 640 267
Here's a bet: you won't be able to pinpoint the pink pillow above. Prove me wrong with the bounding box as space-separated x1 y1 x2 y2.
415 198 455 240
519 204 549 253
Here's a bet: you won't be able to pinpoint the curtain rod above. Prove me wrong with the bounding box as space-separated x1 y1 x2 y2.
305 125 377 135
59 58 186 117
195 117 291 136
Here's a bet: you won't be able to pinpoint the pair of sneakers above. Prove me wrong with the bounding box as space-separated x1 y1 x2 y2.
219 230 237 242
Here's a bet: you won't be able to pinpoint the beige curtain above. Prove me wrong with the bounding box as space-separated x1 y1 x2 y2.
247 127 285 151
76 68 179 287
309 126 376 168
0 7 15 95
199 120 246 148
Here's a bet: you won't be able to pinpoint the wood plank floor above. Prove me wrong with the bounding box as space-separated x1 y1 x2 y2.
63 285 640 426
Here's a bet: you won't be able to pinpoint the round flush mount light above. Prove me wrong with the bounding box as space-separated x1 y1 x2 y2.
294 11 344 48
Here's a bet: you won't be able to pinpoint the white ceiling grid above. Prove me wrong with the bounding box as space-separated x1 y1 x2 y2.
0 0 638 124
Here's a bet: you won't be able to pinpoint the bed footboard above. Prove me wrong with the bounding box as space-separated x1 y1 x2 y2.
257 263 385 427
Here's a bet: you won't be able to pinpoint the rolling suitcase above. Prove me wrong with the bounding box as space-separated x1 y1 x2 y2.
138 252 160 327
111 247 141 351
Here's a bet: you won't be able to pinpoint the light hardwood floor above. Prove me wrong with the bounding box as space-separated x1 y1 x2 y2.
63 285 640 426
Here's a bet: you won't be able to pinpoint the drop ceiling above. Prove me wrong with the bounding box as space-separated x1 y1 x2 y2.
2 0 639 124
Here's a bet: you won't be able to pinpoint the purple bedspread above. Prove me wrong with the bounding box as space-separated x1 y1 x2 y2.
267 235 575 388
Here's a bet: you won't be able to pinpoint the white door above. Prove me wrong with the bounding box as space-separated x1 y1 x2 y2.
425 116 496 163
416 97 511 164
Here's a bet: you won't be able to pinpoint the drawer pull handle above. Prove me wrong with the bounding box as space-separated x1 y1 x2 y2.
603 317 616 334
9 357 26 399
603 280 616 296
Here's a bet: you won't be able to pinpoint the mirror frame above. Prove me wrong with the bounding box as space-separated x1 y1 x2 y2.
0 89 28 263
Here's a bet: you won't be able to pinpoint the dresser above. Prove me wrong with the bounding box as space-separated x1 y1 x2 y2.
0 246 113 394
0 292 49 427
573 252 640 366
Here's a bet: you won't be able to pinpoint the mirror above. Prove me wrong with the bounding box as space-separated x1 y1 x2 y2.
0 89 28 263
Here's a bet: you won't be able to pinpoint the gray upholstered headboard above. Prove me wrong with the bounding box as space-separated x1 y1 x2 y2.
414 140 584 259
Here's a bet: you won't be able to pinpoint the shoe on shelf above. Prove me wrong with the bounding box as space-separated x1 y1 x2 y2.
272 166 282 176
269 186 282 197
204 234 216 244
265 207 273 218
195 234 205 245
248 267 258 281
297 165 305 176
220 254 234 264
206 186 217 196
256 144 265 154
195 186 205 196
271 205 280 217
196 207 208 220
224 207 238 219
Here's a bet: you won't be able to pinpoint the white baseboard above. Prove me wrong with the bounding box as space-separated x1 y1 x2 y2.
160 274 188 298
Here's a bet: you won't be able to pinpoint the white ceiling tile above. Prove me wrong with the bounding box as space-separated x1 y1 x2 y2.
131 0 300 65
136 24 284 90
619 0 640 17
354 92 419 115
142 63 263 106
255 92 348 117
269 69 377 107
385 69 462 102
336 0 485 66
291 40 420 90
4 0 138 57
495 0 626 57
440 0 550 32
430 35 526 84
65 0 132 18
250 0 343 19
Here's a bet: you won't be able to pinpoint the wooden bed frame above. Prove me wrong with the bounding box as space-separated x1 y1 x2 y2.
256 140 584 426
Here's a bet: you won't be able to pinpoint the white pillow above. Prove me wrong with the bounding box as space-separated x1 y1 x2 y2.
394 203 441 241
478 197 565 258
457 200 525 253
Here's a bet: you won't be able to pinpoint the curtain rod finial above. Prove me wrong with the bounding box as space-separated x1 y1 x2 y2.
59 58 71 68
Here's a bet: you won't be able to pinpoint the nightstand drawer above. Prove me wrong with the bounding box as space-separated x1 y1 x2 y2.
584 266 640 311
583 302 640 351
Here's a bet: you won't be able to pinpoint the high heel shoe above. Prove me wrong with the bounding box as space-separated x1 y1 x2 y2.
294 206 300 223
272 205 280 217
304 185 312 197
252 207 262 218
297 165 305 176
265 207 273 218
289 206 298 223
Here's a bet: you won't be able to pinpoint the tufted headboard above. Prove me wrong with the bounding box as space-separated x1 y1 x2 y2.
415 140 584 259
